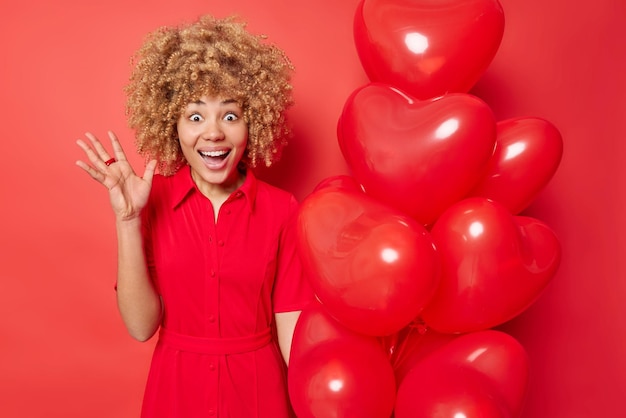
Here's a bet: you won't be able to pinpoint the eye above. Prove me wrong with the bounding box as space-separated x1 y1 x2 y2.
224 112 239 122
189 113 203 122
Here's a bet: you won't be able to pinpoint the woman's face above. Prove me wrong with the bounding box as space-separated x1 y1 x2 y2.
177 95 248 195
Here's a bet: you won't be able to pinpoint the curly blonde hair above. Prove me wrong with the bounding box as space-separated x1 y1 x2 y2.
125 15 294 175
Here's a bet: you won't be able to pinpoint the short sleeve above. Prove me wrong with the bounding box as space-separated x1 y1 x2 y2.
272 196 314 313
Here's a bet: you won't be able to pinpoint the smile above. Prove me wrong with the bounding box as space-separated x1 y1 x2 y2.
199 149 230 160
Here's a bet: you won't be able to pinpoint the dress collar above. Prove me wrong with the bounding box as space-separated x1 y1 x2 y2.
171 165 257 211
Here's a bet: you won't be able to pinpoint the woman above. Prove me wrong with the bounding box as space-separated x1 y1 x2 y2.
76 15 311 417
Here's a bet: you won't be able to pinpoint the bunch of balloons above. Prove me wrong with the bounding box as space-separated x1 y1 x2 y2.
288 0 563 417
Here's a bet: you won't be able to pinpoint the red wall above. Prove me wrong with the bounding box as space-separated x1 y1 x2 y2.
1 0 623 416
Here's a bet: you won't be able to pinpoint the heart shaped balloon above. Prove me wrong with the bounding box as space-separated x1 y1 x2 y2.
395 364 512 418
395 330 527 418
312 174 363 194
420 330 529 416
289 338 396 418
338 83 497 225
388 325 456 383
469 117 564 214
290 300 383 367
297 181 440 336
354 0 505 99
421 197 561 333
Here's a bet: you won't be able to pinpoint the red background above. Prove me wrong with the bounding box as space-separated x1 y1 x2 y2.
1 0 624 417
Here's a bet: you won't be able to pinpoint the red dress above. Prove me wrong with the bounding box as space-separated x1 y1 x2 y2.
139 166 312 418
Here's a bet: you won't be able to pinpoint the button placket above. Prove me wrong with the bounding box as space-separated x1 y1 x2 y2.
206 201 219 335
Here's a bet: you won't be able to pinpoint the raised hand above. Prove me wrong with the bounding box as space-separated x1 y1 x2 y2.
76 131 157 221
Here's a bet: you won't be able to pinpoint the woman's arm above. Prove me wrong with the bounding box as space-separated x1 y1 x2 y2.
76 131 161 341
275 310 302 365
115 218 162 341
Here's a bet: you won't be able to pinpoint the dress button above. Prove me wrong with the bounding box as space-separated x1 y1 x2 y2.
209 363 216 371
218 240 224 247
210 269 215 277
208 409 215 416
208 315 216 323
226 209 231 215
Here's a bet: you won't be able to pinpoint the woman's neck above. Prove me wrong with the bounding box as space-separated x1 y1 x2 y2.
190 168 245 221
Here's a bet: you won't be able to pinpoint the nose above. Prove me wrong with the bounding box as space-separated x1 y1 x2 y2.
202 120 225 141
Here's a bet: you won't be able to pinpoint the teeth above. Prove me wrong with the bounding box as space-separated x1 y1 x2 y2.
200 150 228 157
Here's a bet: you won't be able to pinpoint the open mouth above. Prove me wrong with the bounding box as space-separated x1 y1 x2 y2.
199 149 231 164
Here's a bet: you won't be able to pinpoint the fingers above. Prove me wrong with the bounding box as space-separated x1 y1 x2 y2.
76 131 158 181
84 132 114 167
143 160 158 185
75 137 109 180
75 158 105 182
108 131 129 163
75 131 124 185
77 131 128 170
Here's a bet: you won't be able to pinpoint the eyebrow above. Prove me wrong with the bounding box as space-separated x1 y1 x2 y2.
192 98 239 106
